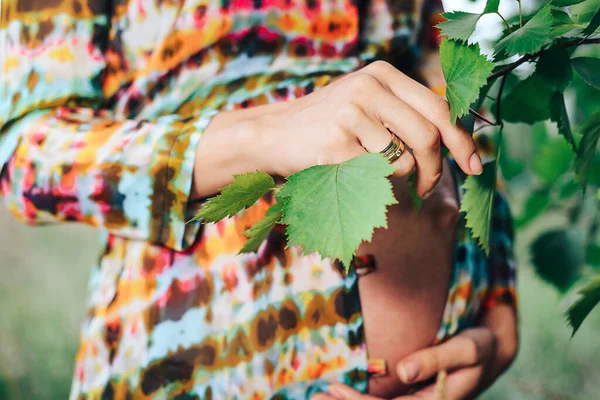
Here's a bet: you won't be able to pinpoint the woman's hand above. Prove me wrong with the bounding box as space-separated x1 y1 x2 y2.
311 305 518 400
193 61 482 199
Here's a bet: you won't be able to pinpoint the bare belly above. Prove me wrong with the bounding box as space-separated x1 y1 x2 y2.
357 160 459 397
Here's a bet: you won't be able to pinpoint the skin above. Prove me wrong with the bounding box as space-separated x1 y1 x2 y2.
188 60 517 397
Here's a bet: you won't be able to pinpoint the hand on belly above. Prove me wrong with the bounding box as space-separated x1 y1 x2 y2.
356 160 460 398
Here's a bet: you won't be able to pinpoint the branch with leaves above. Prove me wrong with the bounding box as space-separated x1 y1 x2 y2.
192 0 600 335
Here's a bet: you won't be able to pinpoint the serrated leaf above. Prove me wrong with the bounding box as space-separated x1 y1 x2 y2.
575 112 600 190
440 39 495 123
572 57 600 90
461 161 497 255
437 12 481 42
278 153 397 267
582 6 600 36
550 92 577 151
535 45 573 92
502 76 553 123
531 229 584 293
190 171 275 223
494 4 553 57
483 0 500 14
534 137 574 184
566 275 600 336
240 200 285 253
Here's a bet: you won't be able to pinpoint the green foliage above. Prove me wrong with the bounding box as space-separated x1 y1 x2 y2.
550 92 576 151
515 188 551 229
566 276 600 336
531 229 584 292
534 137 574 184
240 200 285 253
552 0 587 6
190 171 275 223
582 7 600 36
535 45 573 92
502 76 553 123
278 154 397 268
494 4 553 57
437 12 481 42
572 57 600 90
575 112 600 190
460 161 497 255
440 39 494 123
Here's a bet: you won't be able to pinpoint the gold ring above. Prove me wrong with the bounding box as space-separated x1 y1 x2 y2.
379 135 405 164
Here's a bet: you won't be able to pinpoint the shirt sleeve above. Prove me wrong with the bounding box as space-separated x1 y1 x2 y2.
0 1 215 252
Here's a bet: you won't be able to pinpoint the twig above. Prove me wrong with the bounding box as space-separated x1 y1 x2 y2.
487 38 600 82
497 12 513 33
436 369 447 400
469 108 496 125
495 73 509 126
518 1 523 28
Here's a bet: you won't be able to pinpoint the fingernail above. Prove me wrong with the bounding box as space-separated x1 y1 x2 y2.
422 189 434 199
399 361 420 383
470 152 483 175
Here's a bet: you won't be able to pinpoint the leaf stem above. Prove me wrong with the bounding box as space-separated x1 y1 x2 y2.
518 1 523 28
495 73 509 126
487 38 600 82
496 12 513 33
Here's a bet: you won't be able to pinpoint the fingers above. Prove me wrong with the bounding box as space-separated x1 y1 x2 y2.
396 328 496 385
336 100 415 177
362 61 482 176
354 83 442 197
395 367 483 400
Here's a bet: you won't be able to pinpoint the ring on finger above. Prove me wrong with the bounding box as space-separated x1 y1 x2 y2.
379 134 405 164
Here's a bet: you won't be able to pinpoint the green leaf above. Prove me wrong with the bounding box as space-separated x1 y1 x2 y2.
190 171 275 223
572 57 600 90
551 0 586 6
534 137 574 184
575 112 600 190
535 45 573 92
531 229 584 293
278 153 397 267
437 12 481 42
582 6 600 36
559 179 581 199
514 188 551 229
483 0 500 14
550 92 577 151
460 161 497 255
587 243 600 268
440 39 495 123
494 4 553 57
566 275 600 336
502 76 553 123
240 200 285 253
550 10 580 37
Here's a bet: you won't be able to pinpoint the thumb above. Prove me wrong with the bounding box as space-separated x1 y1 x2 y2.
396 328 495 384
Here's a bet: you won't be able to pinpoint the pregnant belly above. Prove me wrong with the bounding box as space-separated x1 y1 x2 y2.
357 160 459 397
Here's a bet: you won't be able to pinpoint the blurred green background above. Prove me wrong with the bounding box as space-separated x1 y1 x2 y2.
1 0 600 399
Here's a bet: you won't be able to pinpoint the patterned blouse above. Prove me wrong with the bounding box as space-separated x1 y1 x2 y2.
0 0 516 399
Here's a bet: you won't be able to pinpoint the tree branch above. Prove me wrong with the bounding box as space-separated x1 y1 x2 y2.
487 38 600 82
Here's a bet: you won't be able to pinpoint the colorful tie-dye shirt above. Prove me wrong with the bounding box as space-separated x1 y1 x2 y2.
0 0 516 398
